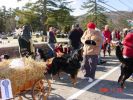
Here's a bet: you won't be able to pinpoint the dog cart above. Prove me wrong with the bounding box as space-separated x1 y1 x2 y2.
0 57 51 100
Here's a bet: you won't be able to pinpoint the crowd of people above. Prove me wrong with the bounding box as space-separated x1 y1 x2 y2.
45 21 133 82
2 21 132 82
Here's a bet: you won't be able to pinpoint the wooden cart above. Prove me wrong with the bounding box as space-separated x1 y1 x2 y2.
0 58 51 100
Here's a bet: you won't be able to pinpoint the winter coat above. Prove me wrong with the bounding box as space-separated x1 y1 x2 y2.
47 31 56 43
22 25 32 41
81 30 103 56
68 29 83 48
103 29 111 43
123 32 133 58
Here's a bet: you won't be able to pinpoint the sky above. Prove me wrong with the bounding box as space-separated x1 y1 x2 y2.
0 0 133 16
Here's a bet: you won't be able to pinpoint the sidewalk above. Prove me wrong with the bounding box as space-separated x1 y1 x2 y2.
0 38 69 57
0 38 69 48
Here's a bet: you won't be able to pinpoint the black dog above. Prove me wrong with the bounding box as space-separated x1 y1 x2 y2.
35 48 55 61
35 48 46 61
116 43 133 88
46 47 83 86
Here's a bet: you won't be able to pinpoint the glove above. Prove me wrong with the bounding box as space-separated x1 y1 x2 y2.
85 40 96 45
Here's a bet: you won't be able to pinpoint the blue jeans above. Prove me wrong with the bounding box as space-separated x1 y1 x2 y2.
48 43 55 57
48 43 55 51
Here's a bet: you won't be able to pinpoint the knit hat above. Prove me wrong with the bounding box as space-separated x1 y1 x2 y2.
87 22 96 29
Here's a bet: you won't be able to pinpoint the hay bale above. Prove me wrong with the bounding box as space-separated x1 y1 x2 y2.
0 57 47 95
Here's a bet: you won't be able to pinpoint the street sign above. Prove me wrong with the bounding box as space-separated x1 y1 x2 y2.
0 79 13 100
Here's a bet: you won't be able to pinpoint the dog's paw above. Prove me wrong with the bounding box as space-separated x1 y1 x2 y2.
121 84 126 89
73 82 77 87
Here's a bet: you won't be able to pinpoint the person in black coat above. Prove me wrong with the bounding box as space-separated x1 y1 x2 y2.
18 24 34 57
68 24 83 51
47 27 57 57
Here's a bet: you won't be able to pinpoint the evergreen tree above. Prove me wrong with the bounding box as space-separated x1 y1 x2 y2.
0 7 16 33
20 0 75 39
81 0 107 29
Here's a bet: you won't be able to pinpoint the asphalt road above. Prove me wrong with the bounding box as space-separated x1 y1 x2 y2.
2 38 132 100
15 51 133 100
47 56 133 100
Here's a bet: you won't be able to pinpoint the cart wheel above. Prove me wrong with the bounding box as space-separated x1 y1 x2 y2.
32 78 51 100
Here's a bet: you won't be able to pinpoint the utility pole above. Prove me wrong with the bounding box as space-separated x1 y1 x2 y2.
94 0 97 24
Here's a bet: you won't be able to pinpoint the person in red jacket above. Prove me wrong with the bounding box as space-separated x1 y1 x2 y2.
116 30 121 41
102 25 112 57
122 31 133 58
122 31 133 80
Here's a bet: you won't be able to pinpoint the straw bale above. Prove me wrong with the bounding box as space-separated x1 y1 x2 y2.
0 57 47 95
0 60 10 70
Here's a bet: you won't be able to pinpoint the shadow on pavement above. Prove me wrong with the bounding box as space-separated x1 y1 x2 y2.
88 79 133 99
48 93 65 100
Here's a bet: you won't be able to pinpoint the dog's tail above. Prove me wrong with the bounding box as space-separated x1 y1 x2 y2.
115 43 125 63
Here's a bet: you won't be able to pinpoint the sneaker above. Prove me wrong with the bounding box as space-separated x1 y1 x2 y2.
129 77 133 81
100 60 106 64
88 77 94 82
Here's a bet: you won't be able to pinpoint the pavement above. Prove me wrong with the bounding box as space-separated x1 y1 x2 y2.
13 50 133 100
47 55 133 100
0 37 69 48
1 38 132 100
